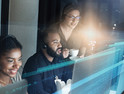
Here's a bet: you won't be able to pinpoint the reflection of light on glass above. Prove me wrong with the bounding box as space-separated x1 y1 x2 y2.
113 24 116 30
82 24 98 40
79 9 110 50
113 27 115 30
86 28 96 38
114 24 116 27
88 40 96 51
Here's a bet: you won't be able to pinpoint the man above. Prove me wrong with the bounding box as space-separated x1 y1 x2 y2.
22 29 72 94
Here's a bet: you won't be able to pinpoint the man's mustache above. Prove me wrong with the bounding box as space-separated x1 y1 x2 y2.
56 47 62 51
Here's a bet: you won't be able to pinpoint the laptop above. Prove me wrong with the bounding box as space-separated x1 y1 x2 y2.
116 62 124 94
70 47 116 94
0 79 27 94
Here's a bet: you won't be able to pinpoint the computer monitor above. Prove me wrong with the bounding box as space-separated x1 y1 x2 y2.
116 61 124 94
0 79 27 94
70 47 117 94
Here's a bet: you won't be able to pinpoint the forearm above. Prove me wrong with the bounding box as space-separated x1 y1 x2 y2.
78 47 86 57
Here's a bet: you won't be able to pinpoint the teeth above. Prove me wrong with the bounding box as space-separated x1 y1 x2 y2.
12 70 16 72
11 70 17 74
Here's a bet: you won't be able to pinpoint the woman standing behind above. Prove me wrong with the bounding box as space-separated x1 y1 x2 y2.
49 3 86 58
0 35 22 87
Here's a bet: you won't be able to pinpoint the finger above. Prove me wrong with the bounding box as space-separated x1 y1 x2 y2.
79 55 84 58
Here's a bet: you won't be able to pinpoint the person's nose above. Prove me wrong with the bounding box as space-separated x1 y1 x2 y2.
13 60 22 69
58 42 62 48
72 18 79 22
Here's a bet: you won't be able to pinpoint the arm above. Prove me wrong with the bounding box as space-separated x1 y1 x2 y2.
78 47 86 58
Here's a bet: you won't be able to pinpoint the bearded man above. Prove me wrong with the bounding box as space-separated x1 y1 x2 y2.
22 29 72 94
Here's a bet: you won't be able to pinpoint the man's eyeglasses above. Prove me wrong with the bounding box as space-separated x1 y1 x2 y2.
66 15 81 20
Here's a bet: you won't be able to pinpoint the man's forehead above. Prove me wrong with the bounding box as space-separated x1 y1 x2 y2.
47 32 60 41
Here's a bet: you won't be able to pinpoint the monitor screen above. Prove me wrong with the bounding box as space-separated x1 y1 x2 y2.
71 47 117 94
0 79 27 94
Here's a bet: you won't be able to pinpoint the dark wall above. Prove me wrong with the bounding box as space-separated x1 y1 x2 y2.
38 0 61 30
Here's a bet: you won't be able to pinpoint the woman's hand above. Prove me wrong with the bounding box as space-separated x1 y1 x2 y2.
62 48 69 58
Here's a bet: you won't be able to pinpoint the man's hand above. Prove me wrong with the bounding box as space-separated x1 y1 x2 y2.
62 48 69 58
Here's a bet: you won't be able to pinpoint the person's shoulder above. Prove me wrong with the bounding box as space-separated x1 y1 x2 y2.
23 52 44 70
27 52 43 63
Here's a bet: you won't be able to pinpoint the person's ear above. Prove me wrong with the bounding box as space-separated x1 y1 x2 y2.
41 40 47 49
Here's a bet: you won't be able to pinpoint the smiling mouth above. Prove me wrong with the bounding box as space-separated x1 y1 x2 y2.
71 23 77 26
57 49 62 54
9 69 18 75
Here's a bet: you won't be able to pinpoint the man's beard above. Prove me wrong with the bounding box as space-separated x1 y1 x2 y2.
46 45 62 57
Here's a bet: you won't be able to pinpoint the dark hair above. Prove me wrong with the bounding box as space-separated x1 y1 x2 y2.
0 35 22 56
40 28 58 43
61 3 80 20
39 28 59 49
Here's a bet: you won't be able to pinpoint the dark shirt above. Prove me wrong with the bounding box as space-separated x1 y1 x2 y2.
22 51 72 94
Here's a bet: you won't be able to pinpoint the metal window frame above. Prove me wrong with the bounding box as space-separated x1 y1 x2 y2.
1 0 9 36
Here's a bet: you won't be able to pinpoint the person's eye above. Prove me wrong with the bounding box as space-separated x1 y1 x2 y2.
54 41 58 44
7 59 14 63
71 16 75 19
76 16 80 19
18 58 22 62
53 40 58 44
68 16 74 19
